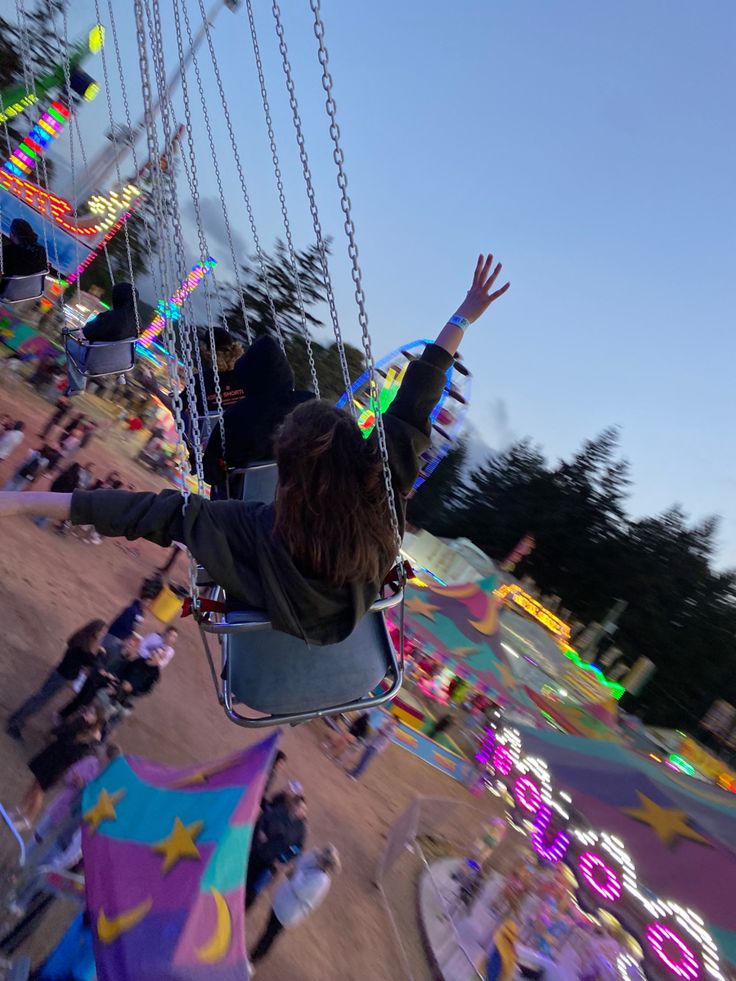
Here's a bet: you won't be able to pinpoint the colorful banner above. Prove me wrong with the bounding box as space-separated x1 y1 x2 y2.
82 736 278 980
0 306 60 360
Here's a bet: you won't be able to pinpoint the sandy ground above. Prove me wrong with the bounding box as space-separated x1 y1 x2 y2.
0 376 498 980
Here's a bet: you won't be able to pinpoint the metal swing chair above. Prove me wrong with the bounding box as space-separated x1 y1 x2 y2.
195 461 405 728
62 328 137 381
0 270 49 304
130 0 407 726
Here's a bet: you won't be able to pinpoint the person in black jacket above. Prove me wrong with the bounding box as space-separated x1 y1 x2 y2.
6 620 107 740
246 795 308 907
1 254 510 646
0 219 47 293
64 282 139 395
202 334 314 493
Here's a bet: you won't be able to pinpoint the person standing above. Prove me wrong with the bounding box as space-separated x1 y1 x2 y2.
348 716 398 781
249 846 341 966
0 420 25 461
102 593 152 657
246 796 308 908
139 626 178 668
6 620 106 740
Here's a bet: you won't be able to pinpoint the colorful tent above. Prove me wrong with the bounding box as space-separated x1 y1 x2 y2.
516 724 736 963
82 735 278 980
399 576 539 720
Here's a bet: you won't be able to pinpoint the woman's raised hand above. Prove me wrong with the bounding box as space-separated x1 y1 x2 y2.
454 253 510 325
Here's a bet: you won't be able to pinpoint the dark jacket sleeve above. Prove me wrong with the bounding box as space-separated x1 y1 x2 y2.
382 343 453 499
70 489 263 604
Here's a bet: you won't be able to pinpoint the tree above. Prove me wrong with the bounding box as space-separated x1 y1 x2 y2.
425 428 736 728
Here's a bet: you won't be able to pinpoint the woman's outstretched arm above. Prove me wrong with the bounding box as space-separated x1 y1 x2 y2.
0 491 73 520
434 252 510 357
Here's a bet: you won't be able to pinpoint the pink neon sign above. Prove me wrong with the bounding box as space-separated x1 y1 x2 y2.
647 924 700 981
514 776 542 814
492 744 513 776
578 851 622 903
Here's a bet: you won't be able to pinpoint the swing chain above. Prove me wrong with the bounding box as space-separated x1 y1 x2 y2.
195 0 286 353
245 0 320 398
271 0 354 409
309 0 403 558
178 0 254 344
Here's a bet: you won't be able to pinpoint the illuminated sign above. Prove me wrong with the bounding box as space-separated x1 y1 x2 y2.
139 258 217 347
496 583 571 642
0 170 141 240
0 94 38 126
481 726 726 981
4 100 70 178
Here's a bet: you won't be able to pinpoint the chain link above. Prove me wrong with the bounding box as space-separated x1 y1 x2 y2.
194 0 285 352
244 0 319 397
309 0 403 559
178 0 253 346
270 0 354 408
170 0 228 461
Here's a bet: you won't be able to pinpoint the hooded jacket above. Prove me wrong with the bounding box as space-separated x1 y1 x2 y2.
82 283 138 343
202 335 315 485
70 343 452 646
1 238 47 279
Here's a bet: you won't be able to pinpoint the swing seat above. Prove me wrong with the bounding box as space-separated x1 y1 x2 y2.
64 334 136 378
0 271 48 303
196 459 403 727
199 591 403 728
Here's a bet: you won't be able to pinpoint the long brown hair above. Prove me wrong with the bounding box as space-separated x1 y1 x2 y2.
274 401 396 588
68 619 106 652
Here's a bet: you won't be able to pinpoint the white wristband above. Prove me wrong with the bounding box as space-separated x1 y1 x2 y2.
448 314 470 331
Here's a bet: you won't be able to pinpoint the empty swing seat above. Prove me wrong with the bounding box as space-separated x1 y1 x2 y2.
0 271 48 303
64 335 136 378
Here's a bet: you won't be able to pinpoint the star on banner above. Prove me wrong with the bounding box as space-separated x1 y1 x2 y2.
622 792 711 848
406 596 440 620
84 788 126 834
153 817 205 873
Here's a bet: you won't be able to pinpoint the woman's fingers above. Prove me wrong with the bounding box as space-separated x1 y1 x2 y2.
488 281 511 302
483 261 502 292
472 254 485 287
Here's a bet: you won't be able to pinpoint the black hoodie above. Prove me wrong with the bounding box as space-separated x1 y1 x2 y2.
82 283 138 343
202 335 314 486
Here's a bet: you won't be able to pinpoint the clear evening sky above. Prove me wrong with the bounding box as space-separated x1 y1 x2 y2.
4 1 735 565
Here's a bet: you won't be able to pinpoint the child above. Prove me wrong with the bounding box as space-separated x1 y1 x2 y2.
0 254 509 645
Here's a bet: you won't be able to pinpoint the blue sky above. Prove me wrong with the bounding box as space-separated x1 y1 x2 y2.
4 0 735 565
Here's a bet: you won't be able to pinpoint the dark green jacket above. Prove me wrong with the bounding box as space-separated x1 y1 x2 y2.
71 344 452 645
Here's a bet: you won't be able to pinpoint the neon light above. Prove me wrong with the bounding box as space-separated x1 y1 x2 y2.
530 803 570 862
139 258 217 346
492 744 513 776
496 584 571 642
0 94 38 125
578 851 622 902
474 724 725 980
0 170 140 238
646 924 700 980
4 101 70 178
513 775 542 814
88 25 105 54
668 754 696 776
475 727 495 766
561 646 626 700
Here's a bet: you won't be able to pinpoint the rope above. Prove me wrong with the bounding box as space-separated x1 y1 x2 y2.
270 0 354 407
309 0 403 560
244 0 320 397
194 0 285 352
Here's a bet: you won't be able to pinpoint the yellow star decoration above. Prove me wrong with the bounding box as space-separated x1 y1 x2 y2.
405 596 440 620
153 817 205 874
84 788 126 834
622 792 711 848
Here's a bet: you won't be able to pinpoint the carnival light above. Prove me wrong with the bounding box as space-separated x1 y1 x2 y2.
475 726 495 766
647 924 700 981
496 583 572 642
4 100 70 178
481 724 726 981
139 258 217 347
514 776 543 814
0 93 38 126
578 851 622 902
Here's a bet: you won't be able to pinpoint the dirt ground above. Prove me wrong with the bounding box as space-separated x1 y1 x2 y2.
0 376 497 980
